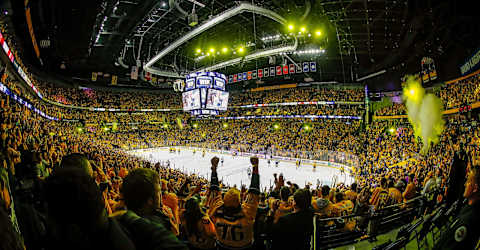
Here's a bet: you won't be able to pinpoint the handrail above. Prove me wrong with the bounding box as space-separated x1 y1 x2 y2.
315 196 423 223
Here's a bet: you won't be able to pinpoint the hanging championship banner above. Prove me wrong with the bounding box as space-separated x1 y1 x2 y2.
225 61 320 84
310 62 317 72
296 64 302 73
131 66 138 80
92 72 97 82
289 64 295 74
303 62 310 72
258 69 263 78
276 66 282 75
111 75 117 85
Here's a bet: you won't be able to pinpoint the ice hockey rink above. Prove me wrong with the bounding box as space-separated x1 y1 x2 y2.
129 147 355 190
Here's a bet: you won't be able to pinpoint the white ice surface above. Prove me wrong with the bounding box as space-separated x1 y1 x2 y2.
129 147 354 190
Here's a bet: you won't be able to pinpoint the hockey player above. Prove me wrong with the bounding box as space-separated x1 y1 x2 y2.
206 156 260 250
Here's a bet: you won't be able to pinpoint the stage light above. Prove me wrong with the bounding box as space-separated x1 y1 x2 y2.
288 24 294 31
238 47 244 53
315 30 322 36
223 123 228 128
196 48 201 54
222 47 228 53
300 27 306 33
209 48 215 53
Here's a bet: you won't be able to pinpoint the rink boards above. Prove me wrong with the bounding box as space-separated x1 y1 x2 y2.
128 146 355 189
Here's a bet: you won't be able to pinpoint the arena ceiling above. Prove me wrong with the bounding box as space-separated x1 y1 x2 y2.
7 0 480 90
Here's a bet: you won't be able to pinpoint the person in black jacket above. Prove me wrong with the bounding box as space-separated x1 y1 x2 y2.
268 189 314 250
45 168 135 250
434 166 480 250
116 167 188 250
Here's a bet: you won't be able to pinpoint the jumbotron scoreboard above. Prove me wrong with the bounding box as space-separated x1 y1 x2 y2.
181 72 229 116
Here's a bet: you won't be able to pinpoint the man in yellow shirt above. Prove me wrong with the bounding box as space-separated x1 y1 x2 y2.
207 157 260 250
344 183 358 204
403 173 417 202
333 192 355 231
312 185 335 218
387 179 403 204
370 177 390 209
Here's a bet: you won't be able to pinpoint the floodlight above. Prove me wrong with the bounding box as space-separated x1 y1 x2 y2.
315 30 322 36
209 48 215 53
300 27 306 32
288 24 294 31
222 47 228 53
196 48 201 53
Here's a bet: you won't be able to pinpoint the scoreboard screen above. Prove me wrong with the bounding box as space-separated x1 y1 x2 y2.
206 89 229 111
182 89 201 111
182 71 228 115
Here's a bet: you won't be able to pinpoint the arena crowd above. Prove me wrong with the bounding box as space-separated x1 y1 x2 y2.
1 23 480 250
